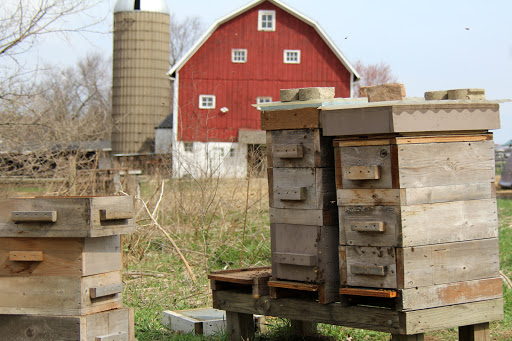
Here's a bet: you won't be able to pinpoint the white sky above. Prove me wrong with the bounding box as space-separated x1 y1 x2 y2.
33 0 512 143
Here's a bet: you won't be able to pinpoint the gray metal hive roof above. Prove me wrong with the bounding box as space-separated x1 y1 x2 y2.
114 0 169 13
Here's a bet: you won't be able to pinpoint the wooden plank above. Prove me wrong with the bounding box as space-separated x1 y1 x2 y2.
402 183 493 205
273 144 304 159
339 287 397 298
345 246 397 288
262 107 320 130
99 208 132 221
400 199 498 247
399 278 503 311
85 308 133 341
273 252 316 266
90 283 124 299
269 208 338 226
0 236 122 277
350 221 385 232
0 197 135 238
208 267 272 285
11 211 57 222
268 280 319 291
226 311 255 341
9 251 44 262
95 332 129 341
338 189 401 206
81 271 124 316
213 290 400 333
459 322 490 341
400 299 503 334
290 320 318 336
334 134 493 148
398 239 500 289
339 145 393 189
270 168 336 210
397 141 495 188
343 165 381 180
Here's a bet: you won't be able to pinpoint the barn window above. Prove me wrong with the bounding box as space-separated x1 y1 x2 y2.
232 49 247 63
257 97 272 104
258 10 276 31
199 95 216 109
229 148 235 157
134 0 141 10
184 142 193 152
284 50 301 64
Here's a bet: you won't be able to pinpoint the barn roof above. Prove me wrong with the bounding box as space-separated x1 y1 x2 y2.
168 0 361 82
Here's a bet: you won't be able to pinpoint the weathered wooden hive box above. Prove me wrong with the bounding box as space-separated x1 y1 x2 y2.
320 95 504 318
0 196 136 340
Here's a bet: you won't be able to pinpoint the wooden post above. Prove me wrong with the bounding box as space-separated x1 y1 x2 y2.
391 334 425 341
290 320 317 336
459 322 490 341
226 311 255 341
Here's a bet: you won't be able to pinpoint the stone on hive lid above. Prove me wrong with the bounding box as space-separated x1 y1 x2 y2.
366 83 406 102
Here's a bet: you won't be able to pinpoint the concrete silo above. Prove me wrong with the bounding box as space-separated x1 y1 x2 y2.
112 0 171 154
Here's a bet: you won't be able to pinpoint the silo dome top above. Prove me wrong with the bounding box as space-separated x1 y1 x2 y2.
114 0 169 14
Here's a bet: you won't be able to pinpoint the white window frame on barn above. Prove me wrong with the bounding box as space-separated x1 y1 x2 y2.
257 97 272 104
258 10 276 31
199 95 216 109
184 142 193 152
232 49 247 63
284 50 301 64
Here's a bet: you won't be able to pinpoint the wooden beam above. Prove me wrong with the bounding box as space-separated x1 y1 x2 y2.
226 311 255 341
459 322 490 341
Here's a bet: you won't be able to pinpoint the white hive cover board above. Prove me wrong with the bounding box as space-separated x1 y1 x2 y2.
114 0 169 13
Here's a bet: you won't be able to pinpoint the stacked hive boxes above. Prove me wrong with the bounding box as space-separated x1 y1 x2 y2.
263 88 345 304
320 96 504 325
0 196 136 340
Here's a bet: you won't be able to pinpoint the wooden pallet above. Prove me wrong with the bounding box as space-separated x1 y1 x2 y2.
208 267 271 298
267 279 338 304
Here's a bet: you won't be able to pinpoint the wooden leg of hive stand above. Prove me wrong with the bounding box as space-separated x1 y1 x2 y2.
290 320 318 336
391 334 425 341
226 311 255 341
459 322 490 341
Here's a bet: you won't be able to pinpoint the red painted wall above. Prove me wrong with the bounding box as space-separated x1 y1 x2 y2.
177 1 351 142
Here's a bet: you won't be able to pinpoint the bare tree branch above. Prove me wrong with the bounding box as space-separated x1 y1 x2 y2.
170 14 204 67
353 60 398 97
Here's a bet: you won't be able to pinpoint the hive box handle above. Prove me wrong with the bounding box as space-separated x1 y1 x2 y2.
343 166 381 180
99 209 132 221
11 211 57 223
350 221 385 233
351 265 387 276
9 251 44 262
273 252 317 266
275 187 307 201
95 332 128 341
273 144 304 159
90 283 123 299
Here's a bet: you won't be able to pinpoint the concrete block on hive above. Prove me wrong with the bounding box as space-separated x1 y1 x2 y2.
424 90 448 100
366 83 406 102
448 88 486 100
280 88 300 102
299 87 335 101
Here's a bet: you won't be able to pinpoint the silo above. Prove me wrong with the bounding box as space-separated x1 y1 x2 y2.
112 0 171 154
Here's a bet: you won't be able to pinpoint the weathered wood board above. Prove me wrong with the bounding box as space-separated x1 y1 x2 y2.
267 129 334 168
398 278 503 311
339 199 498 247
0 236 122 277
269 208 338 226
271 224 338 283
261 107 321 131
269 168 336 210
321 102 500 136
341 239 500 289
336 140 495 190
0 271 123 315
0 196 135 238
0 307 134 341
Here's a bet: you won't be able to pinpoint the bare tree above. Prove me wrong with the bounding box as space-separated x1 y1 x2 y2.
0 0 104 99
353 60 398 97
169 14 204 67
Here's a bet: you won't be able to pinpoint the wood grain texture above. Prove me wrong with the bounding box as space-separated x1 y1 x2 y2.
400 299 503 334
269 208 338 226
0 236 122 277
226 311 255 341
262 107 320 131
399 278 503 311
0 271 123 316
270 167 336 210
459 322 490 341
344 246 397 288
339 287 397 298
398 239 500 289
0 197 135 238
213 290 400 333
339 145 392 189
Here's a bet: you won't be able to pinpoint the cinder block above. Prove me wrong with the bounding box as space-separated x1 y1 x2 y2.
366 83 406 102
280 88 300 102
448 88 486 100
298 87 335 101
359 86 370 97
425 90 448 100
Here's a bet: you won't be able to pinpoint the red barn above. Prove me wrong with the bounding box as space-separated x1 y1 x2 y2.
166 0 359 177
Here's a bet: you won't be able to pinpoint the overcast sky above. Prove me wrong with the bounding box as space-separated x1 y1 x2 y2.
34 0 512 143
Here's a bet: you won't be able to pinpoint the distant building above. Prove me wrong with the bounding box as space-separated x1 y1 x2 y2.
164 0 359 178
